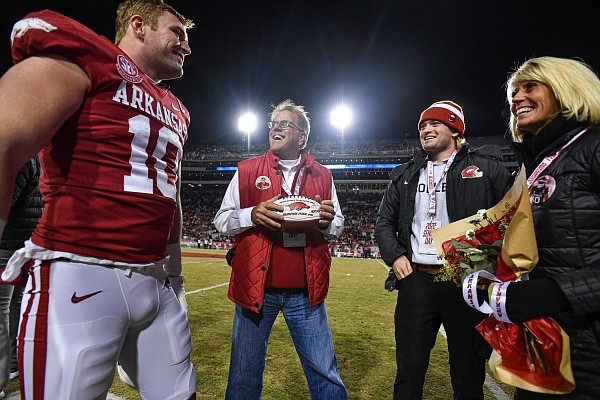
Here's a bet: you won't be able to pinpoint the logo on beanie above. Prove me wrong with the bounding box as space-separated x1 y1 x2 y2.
418 100 465 137
461 165 483 179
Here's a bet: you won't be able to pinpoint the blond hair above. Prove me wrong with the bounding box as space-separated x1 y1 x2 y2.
506 56 600 142
115 0 194 45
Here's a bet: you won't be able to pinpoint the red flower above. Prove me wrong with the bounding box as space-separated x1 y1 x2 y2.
477 316 575 393
474 222 503 244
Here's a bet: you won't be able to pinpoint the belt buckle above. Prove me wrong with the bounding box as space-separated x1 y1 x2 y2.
427 265 440 275
414 262 441 275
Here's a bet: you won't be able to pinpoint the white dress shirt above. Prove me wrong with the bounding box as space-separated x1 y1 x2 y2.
213 156 344 239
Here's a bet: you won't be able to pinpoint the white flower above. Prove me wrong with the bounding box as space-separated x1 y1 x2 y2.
465 229 476 239
477 209 487 219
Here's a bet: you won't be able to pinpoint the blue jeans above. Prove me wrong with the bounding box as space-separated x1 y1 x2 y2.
225 290 347 400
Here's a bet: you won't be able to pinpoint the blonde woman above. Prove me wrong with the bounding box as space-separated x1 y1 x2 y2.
501 56 600 399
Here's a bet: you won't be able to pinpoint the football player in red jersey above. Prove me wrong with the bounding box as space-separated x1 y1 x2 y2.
0 1 196 399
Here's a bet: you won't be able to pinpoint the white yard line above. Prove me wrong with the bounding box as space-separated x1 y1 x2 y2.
4 283 230 400
377 258 391 271
3 392 126 400
7 272 508 400
187 282 229 294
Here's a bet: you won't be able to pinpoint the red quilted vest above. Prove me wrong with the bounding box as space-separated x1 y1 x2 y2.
228 150 333 313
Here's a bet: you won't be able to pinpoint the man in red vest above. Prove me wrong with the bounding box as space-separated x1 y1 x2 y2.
214 99 347 399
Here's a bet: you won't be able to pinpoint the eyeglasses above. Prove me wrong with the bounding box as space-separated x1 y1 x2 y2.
267 120 303 131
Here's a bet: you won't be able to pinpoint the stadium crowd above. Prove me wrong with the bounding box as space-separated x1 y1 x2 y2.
180 137 514 257
181 186 381 258
182 138 421 160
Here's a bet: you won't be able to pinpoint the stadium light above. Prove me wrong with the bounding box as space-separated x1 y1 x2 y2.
330 105 352 130
238 112 257 153
330 105 352 151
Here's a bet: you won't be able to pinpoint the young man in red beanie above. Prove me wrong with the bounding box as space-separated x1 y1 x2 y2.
375 100 513 399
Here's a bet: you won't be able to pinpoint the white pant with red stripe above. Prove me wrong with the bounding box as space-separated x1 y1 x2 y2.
18 259 196 400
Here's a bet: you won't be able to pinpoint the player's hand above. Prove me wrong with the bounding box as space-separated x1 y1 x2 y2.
251 195 284 231
168 275 188 314
392 255 413 280
314 194 334 230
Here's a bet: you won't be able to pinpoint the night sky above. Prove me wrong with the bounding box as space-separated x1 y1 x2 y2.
1 1 599 146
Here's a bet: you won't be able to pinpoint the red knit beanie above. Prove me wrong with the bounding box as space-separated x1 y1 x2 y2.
418 100 465 137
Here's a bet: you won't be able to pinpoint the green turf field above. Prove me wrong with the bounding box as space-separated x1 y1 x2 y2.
3 249 515 399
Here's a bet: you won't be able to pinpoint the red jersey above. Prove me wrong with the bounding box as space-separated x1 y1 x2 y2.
11 10 190 263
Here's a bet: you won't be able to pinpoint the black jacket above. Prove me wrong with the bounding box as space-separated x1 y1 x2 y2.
512 116 600 399
0 156 43 265
375 143 513 269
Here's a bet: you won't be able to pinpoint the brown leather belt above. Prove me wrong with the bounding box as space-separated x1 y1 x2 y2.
412 262 443 275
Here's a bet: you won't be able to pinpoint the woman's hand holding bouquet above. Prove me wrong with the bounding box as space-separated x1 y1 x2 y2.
432 168 574 394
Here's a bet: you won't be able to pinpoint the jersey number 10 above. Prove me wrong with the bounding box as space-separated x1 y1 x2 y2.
124 114 182 201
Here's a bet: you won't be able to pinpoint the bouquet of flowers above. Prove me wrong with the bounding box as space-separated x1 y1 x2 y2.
431 168 575 394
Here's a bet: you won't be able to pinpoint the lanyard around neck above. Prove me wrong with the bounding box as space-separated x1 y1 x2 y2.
280 155 305 196
526 127 591 190
427 149 457 216
289 166 305 196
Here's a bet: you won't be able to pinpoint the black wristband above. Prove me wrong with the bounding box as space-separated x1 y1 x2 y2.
505 278 569 322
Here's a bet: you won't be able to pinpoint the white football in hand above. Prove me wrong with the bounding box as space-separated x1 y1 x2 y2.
274 196 321 233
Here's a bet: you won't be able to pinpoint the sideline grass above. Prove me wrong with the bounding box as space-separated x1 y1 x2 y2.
4 250 515 399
